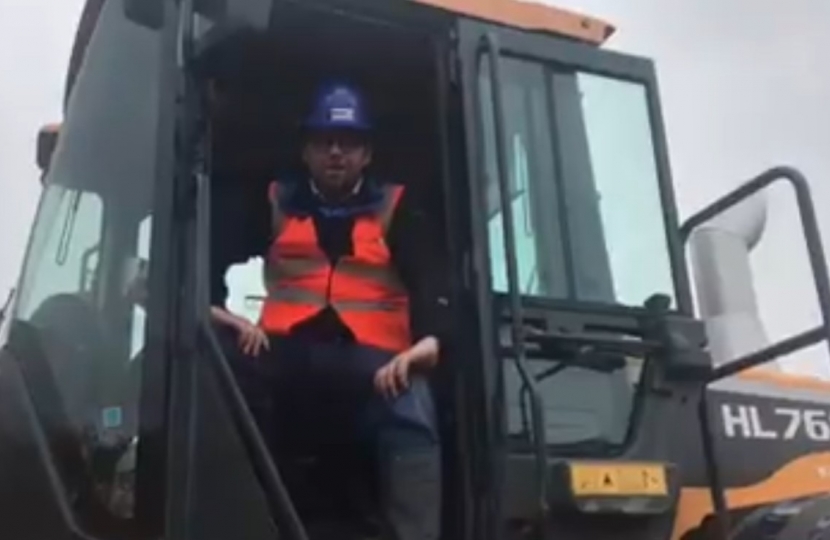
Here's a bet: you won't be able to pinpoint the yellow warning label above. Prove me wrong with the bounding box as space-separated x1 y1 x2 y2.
570 462 668 496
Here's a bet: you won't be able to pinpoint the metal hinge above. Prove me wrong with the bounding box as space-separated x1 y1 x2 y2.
462 250 473 290
448 53 459 85
447 31 460 86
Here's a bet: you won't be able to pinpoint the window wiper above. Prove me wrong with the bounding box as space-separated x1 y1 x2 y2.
55 191 82 266
531 350 626 382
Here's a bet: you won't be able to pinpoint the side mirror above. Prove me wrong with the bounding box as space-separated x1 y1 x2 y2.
37 124 61 175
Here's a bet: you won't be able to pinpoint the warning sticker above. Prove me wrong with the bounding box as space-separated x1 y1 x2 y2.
569 462 668 496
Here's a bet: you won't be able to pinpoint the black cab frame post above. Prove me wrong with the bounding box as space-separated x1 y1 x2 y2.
475 31 550 538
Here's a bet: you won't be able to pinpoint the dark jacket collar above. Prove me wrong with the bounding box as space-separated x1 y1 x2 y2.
278 176 385 218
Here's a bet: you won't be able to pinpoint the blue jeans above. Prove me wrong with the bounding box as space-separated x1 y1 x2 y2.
223 332 439 457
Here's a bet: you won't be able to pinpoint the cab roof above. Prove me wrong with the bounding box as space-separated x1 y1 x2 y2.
411 0 615 44
65 0 613 108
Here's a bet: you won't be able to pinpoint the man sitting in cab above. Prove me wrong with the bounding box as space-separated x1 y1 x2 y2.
211 82 448 540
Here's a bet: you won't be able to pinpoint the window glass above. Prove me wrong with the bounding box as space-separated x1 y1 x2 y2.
13 189 150 521
502 355 641 447
7 0 166 530
479 59 567 298
15 188 103 318
129 217 152 359
480 59 675 307
571 73 674 306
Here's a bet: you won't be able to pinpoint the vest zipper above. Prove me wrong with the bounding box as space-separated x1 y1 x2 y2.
326 258 337 306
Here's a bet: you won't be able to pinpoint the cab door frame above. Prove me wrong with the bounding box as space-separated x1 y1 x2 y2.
453 16 694 540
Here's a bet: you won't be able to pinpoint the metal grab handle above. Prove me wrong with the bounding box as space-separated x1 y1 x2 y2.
681 166 830 540
680 165 830 364
200 324 309 540
478 31 549 522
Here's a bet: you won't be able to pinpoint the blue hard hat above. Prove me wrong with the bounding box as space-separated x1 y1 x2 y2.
303 82 372 131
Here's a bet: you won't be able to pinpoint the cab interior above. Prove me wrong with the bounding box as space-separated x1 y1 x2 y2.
201 2 459 536
204 1 452 220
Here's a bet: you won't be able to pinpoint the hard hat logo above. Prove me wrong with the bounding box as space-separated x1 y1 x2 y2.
304 83 372 131
330 107 355 122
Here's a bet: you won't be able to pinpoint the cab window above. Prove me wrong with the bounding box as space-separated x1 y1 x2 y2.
7 0 167 534
481 58 675 307
479 55 674 448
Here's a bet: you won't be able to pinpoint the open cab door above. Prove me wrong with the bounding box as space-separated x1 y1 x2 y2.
453 17 711 540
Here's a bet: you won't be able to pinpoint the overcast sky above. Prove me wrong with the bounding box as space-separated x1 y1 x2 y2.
555 0 830 376
1 0 829 376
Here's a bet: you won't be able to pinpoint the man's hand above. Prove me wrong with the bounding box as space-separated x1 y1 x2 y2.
374 336 439 399
234 317 270 357
211 306 270 357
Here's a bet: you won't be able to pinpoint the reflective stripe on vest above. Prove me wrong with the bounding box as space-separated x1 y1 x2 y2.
258 180 411 352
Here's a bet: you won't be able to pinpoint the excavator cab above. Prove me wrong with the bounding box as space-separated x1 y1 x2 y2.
6 1 830 540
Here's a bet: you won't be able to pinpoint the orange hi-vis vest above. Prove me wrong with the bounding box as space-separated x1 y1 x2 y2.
258 180 412 352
